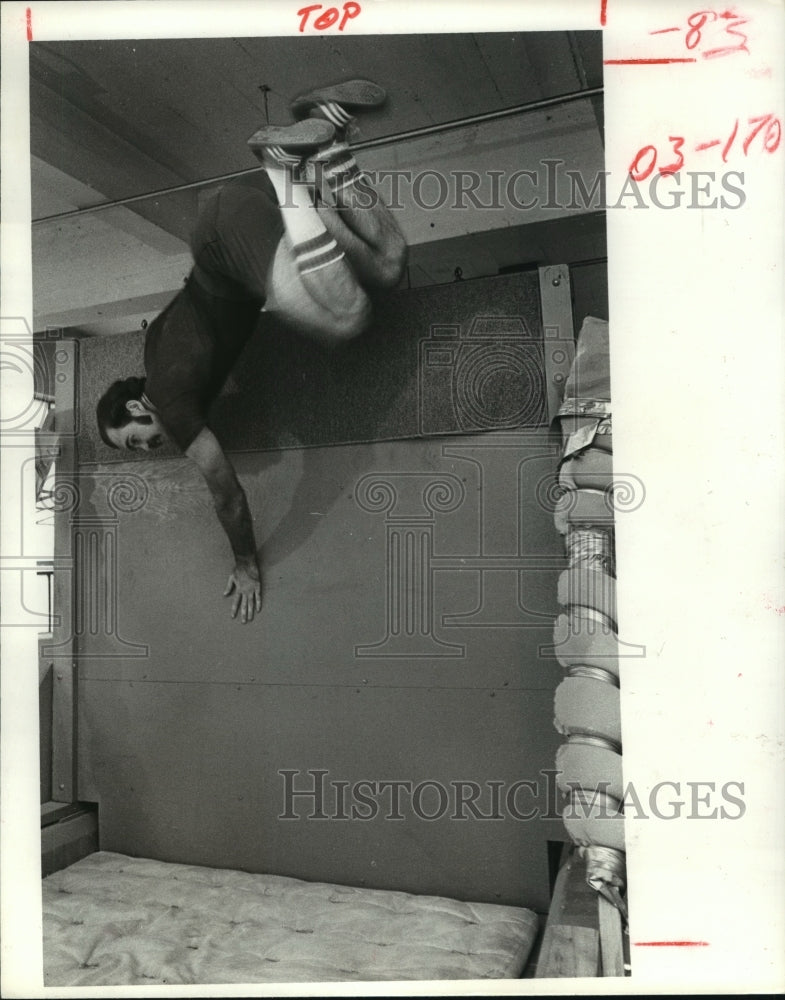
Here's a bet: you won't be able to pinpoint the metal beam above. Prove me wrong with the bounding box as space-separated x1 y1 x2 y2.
32 87 604 227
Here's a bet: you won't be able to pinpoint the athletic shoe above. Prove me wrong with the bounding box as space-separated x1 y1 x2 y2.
290 78 386 125
247 118 335 156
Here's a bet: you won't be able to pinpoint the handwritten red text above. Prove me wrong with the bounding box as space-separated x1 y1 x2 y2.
629 114 781 180
297 2 362 33
605 8 751 65
651 8 750 59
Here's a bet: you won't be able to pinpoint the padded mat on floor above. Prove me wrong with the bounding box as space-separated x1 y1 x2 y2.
43 851 538 985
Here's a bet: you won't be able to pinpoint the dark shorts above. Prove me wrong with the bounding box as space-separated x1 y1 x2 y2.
190 171 284 303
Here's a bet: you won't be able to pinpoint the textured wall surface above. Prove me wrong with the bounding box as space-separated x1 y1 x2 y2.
71 272 568 909
79 271 546 462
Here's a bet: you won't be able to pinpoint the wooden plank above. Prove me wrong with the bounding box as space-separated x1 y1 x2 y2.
536 849 602 978
39 652 53 803
40 800 84 826
539 264 576 425
538 925 600 978
51 663 77 801
45 340 78 803
41 808 97 852
38 642 52 684
598 894 625 977
41 808 98 878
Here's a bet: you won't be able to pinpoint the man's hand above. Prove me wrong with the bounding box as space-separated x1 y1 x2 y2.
224 561 262 624
186 428 263 623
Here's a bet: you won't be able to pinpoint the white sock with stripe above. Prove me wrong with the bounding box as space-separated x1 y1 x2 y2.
309 140 364 202
293 232 346 275
262 160 345 277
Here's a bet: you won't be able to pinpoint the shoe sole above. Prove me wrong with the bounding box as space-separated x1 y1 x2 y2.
247 119 335 150
291 78 386 116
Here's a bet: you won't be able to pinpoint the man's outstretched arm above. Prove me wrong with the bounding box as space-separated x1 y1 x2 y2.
185 427 262 623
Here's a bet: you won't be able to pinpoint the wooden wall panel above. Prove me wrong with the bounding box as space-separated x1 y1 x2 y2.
75 432 566 908
78 681 564 911
72 271 572 908
75 434 563 688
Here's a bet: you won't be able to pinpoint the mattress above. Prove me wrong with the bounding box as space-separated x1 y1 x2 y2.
42 852 539 985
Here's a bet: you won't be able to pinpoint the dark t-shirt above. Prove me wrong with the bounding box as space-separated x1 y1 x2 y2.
142 173 282 452
143 275 262 451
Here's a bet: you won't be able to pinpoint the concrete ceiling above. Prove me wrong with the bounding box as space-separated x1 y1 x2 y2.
30 31 604 336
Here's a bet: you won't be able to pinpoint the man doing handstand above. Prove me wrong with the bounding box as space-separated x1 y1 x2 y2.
96 80 407 623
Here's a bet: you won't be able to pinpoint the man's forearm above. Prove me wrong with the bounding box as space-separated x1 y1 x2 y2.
214 486 258 567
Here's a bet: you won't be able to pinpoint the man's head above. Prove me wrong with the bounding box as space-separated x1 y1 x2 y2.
96 377 169 453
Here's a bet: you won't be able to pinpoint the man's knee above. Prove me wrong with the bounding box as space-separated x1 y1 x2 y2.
323 286 372 341
376 233 408 290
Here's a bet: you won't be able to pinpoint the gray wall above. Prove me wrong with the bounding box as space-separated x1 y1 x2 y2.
70 272 569 910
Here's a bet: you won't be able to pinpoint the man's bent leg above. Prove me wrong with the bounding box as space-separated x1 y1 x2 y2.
248 121 371 341
310 162 407 290
293 80 408 290
263 233 370 343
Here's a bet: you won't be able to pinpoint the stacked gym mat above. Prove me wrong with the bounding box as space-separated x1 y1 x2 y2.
551 316 627 921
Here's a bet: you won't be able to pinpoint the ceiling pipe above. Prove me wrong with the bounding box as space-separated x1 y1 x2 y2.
32 86 603 227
